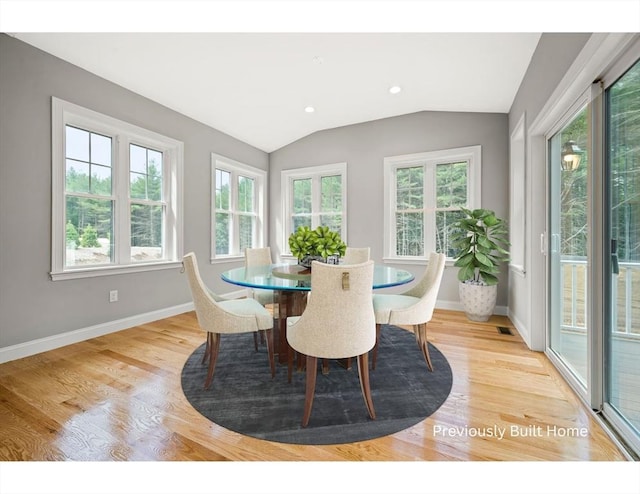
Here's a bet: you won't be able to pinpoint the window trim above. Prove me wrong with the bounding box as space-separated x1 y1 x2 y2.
509 113 527 276
210 153 267 263
280 162 348 258
383 145 481 264
51 97 184 280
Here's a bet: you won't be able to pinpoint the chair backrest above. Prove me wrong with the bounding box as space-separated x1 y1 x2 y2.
401 252 446 320
245 247 272 268
183 252 272 334
287 260 376 359
183 252 221 332
342 246 370 264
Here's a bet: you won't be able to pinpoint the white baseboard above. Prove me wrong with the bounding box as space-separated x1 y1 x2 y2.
1 294 507 364
0 302 195 364
508 310 532 349
436 300 508 316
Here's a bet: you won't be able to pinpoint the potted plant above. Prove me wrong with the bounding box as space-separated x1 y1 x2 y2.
288 225 346 268
451 208 510 321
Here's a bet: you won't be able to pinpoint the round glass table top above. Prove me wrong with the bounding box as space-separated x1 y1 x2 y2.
221 263 414 291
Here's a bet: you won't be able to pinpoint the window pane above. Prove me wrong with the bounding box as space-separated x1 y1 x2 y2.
321 175 342 212
320 214 342 236
607 57 640 443
238 176 254 213
147 169 162 201
66 159 90 193
90 133 111 166
215 212 231 255
65 126 89 162
91 164 112 196
65 196 113 267
130 204 164 262
293 178 312 213
148 150 163 177
130 144 147 173
436 162 467 208
559 110 589 257
130 145 162 201
396 211 424 256
396 166 423 209
66 127 112 196
216 169 230 210
239 215 254 252
436 210 466 258
130 172 147 200
292 215 311 232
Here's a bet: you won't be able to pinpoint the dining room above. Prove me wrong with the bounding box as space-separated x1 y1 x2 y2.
1 2 640 493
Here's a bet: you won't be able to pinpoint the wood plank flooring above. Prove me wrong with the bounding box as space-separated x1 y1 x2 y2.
0 309 628 462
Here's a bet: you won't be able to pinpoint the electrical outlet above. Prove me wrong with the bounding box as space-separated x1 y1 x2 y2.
109 290 118 303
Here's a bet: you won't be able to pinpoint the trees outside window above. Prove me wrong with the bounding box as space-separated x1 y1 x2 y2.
51 98 183 280
211 154 266 259
384 146 481 262
281 163 347 256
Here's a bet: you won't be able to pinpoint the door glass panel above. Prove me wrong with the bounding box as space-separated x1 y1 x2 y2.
607 58 640 437
549 106 589 386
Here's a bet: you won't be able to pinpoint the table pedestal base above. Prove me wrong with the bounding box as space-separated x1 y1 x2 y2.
275 290 307 364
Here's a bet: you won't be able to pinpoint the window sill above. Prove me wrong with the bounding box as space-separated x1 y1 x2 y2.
382 256 455 266
50 260 183 281
210 256 245 265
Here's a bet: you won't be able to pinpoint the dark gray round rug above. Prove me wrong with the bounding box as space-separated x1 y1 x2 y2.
181 324 453 445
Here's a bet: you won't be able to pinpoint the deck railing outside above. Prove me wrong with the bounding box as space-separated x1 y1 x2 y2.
560 257 640 338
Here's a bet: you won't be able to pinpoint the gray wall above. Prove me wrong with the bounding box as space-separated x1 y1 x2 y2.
507 33 591 348
0 34 268 348
269 110 510 307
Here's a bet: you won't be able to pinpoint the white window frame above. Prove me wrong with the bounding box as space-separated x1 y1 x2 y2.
281 162 348 258
51 97 184 280
383 145 481 264
510 114 527 276
211 153 267 263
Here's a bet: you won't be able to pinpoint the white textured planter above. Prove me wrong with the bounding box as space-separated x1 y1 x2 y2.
458 282 497 322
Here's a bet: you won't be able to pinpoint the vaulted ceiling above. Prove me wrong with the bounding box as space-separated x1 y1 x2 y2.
13 33 541 152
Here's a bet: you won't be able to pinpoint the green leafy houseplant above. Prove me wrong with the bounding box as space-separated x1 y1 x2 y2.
452 208 510 286
288 225 346 263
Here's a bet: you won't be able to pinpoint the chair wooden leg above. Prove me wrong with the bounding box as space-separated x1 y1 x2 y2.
371 324 382 370
302 355 318 427
322 358 329 375
415 323 433 371
202 332 212 364
265 328 275 378
204 333 221 389
357 353 376 420
287 342 293 384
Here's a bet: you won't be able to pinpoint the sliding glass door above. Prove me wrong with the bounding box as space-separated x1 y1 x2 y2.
604 57 640 452
548 105 590 391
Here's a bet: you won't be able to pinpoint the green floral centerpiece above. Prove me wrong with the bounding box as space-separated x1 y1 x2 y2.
288 226 347 267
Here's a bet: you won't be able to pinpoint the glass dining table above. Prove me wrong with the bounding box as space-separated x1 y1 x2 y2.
221 263 415 364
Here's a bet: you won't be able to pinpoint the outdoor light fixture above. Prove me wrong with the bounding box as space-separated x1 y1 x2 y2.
561 140 582 171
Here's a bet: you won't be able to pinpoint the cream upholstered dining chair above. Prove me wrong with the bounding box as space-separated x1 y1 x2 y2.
342 246 370 264
371 252 446 371
286 260 377 427
182 252 275 389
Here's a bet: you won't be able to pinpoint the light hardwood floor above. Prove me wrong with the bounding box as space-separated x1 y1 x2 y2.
0 309 628 462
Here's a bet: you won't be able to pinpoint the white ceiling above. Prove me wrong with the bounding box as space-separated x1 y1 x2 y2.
13 33 541 153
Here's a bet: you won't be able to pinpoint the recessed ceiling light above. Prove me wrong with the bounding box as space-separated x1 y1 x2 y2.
305 106 315 113
389 86 402 94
